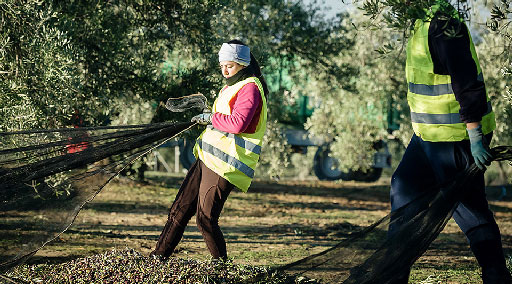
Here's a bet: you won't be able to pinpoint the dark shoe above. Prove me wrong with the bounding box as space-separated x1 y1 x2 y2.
482 266 512 284
391 276 409 284
212 256 230 263
149 251 168 262
389 269 410 284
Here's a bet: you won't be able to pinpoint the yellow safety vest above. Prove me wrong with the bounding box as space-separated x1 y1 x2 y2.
406 2 495 142
194 77 267 192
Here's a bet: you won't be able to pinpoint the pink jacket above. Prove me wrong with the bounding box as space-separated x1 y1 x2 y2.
211 83 262 134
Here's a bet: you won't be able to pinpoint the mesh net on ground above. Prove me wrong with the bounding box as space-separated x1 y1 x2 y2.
1 117 511 284
0 121 195 274
247 146 512 284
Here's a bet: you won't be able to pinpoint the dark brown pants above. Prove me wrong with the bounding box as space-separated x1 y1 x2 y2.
152 159 234 259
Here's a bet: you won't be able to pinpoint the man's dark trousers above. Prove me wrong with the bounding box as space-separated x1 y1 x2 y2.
389 134 509 283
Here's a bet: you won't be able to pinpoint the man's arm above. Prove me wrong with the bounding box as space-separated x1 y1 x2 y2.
429 15 488 123
429 15 492 170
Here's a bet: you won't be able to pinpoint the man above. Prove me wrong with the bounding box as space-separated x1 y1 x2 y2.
390 1 511 283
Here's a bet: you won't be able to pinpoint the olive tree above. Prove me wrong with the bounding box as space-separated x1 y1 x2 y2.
1 0 355 179
0 1 82 131
303 11 409 172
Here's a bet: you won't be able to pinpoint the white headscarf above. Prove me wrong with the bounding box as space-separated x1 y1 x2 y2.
218 43 251 66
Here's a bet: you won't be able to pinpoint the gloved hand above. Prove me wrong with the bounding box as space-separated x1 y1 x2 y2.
191 113 212 125
467 125 492 171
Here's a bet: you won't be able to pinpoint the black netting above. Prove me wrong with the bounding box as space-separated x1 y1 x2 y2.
248 146 512 284
1 120 511 284
0 122 194 274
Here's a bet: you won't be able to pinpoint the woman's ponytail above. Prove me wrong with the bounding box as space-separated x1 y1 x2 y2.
249 52 269 99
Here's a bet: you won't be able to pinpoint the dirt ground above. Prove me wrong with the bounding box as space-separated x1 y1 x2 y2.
28 173 512 283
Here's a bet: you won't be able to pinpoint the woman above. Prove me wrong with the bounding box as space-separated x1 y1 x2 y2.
151 40 268 260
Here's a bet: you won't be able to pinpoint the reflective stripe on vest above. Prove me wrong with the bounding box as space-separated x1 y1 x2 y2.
406 3 495 142
411 101 493 124
206 126 262 155
408 73 484 96
194 77 267 192
196 138 255 178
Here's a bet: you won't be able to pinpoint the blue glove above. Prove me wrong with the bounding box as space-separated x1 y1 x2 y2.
467 125 492 171
191 113 212 125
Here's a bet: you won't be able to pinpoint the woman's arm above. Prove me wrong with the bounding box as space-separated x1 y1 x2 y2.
211 83 262 134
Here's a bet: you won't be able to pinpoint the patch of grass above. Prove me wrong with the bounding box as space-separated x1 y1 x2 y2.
236 247 312 266
410 266 482 284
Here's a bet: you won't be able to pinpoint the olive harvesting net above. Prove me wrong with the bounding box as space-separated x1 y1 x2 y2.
0 95 207 274
264 146 512 284
1 105 511 284
0 121 195 274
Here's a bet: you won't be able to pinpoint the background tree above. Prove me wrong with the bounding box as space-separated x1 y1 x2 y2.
0 1 82 131
0 0 355 179
487 0 512 41
303 11 409 173
478 17 512 181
